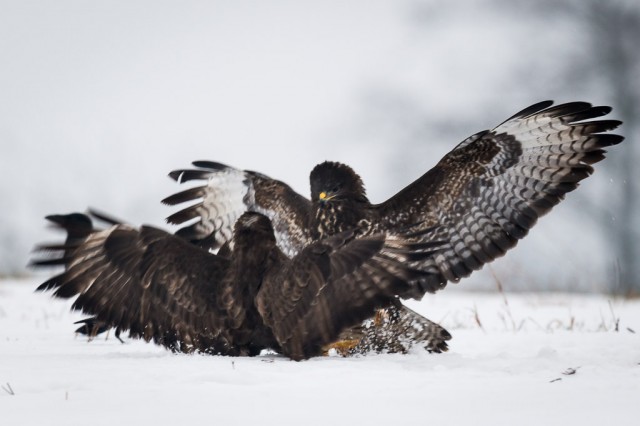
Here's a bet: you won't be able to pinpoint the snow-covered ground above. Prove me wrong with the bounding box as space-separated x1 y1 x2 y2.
1 278 638 425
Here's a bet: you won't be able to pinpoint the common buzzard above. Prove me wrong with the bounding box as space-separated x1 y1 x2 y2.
165 101 623 295
33 212 442 361
35 210 451 355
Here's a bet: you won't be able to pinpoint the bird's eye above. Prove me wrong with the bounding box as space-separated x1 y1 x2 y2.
331 184 340 193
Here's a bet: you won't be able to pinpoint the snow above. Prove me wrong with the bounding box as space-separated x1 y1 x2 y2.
1 278 639 425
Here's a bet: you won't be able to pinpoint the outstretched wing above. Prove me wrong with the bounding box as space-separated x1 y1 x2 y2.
33 218 232 353
373 101 624 293
163 161 312 256
256 229 442 360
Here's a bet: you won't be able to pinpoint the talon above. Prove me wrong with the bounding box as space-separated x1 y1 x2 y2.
374 309 389 327
323 339 361 357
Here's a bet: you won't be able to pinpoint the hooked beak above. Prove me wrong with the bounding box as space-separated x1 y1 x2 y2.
319 191 337 202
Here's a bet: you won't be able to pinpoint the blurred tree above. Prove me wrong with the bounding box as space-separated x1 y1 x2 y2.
404 0 639 294
509 0 640 294
585 1 640 295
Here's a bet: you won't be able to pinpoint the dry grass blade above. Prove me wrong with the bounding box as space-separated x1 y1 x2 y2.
608 300 620 332
562 367 580 375
489 265 516 331
550 366 580 383
469 304 485 332
1 382 15 395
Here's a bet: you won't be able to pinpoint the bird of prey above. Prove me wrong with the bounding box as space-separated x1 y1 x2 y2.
164 101 623 296
35 210 451 355
33 212 442 361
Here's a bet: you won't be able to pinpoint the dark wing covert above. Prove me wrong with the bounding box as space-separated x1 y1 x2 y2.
34 222 232 353
256 229 442 360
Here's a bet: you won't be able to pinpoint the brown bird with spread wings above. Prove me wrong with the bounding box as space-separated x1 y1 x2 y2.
34 212 442 361
163 101 623 352
166 101 623 293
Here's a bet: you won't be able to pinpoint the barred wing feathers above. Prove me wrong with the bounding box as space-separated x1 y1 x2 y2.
35 224 232 353
373 101 623 292
257 229 442 360
33 212 444 360
164 161 312 256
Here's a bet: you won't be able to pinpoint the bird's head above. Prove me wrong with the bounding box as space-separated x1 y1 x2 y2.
309 161 368 205
233 212 277 247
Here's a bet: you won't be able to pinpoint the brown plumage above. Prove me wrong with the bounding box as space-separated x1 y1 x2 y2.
166 101 623 291
33 212 442 361
164 100 623 351
32 211 124 339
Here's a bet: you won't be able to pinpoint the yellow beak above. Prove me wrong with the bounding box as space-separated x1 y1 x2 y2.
319 191 327 200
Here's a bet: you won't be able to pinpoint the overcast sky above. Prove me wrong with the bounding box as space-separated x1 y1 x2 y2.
1 0 634 291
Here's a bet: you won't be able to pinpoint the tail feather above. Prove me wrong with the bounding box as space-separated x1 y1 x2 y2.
334 303 451 355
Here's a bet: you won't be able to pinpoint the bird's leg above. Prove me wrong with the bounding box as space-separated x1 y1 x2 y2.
322 339 361 357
